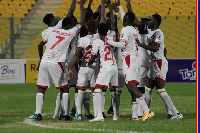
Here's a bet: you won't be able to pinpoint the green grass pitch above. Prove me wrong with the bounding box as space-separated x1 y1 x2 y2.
0 83 196 133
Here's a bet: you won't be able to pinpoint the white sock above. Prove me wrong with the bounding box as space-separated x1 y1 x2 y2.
102 91 106 113
62 93 70 115
145 87 153 107
35 93 44 114
137 94 144 116
95 89 103 118
157 88 178 115
75 90 84 115
92 92 97 117
60 97 65 116
136 96 150 114
132 102 138 118
54 93 61 117
84 91 91 115
68 94 70 115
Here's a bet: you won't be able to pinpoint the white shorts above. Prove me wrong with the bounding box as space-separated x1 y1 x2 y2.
138 66 149 87
37 62 68 89
118 69 125 89
95 65 118 89
123 55 141 84
147 58 168 82
76 67 96 89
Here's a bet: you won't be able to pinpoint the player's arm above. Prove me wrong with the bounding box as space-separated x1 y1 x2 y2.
66 0 77 17
79 0 85 27
87 0 93 9
106 38 126 48
125 0 133 13
38 41 46 65
68 47 83 79
100 0 107 24
108 2 115 31
136 38 160 52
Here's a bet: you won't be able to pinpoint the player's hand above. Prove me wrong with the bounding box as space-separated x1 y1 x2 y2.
113 2 119 13
77 0 87 5
67 69 73 80
116 0 121 6
101 0 109 4
135 38 141 46
81 61 87 67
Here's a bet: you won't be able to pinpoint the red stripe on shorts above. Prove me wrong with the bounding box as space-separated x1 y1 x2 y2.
37 84 48 88
128 80 138 84
76 85 86 89
112 86 118 88
156 77 166 82
56 84 68 89
125 55 130 68
156 59 162 70
58 62 64 72
96 84 108 88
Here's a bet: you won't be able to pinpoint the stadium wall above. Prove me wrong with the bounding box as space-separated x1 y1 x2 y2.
0 59 196 83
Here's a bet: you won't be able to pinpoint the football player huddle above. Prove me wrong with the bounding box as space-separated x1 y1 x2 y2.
28 0 183 122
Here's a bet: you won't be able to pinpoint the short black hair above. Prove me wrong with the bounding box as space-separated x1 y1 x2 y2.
87 19 97 33
62 17 72 28
43 13 54 25
98 23 108 36
141 18 150 23
124 12 135 24
70 15 78 24
152 13 162 26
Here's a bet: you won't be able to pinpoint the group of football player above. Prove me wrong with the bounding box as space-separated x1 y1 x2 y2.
28 0 183 122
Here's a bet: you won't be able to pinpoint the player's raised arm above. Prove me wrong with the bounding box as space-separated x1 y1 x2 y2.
66 0 77 17
125 0 133 13
100 0 107 24
108 2 115 31
79 0 85 26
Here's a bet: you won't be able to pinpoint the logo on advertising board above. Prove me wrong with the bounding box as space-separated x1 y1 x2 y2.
0 63 20 79
179 61 196 81
26 60 39 83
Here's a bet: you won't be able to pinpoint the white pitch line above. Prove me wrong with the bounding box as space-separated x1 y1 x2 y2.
24 113 149 133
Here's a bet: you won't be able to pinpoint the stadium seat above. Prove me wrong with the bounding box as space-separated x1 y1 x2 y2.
13 9 25 17
0 1 9 7
1 10 12 17
157 8 169 16
169 8 180 15
23 1 32 10
181 8 192 15
11 1 20 9
19 5 29 14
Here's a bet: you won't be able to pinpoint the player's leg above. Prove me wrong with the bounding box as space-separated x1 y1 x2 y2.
53 92 61 119
28 62 50 121
75 67 87 120
90 68 111 122
69 87 78 117
101 87 107 118
52 62 71 121
145 77 156 107
110 67 119 120
137 66 149 119
155 78 182 119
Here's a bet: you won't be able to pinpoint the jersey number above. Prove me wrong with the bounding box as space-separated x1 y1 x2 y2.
104 45 114 62
50 36 65 50
84 45 92 62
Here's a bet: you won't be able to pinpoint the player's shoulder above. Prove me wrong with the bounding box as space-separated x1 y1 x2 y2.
93 38 103 45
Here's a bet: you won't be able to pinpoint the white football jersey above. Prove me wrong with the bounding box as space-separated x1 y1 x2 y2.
77 35 93 62
41 24 81 63
138 34 151 67
120 26 139 56
92 37 116 69
41 19 64 39
148 29 165 59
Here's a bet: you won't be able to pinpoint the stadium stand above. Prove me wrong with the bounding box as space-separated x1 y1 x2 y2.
0 0 196 59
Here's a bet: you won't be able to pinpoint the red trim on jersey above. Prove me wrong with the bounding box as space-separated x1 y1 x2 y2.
91 52 97 55
120 39 128 46
90 87 95 90
156 77 166 82
96 84 108 88
125 55 130 68
156 59 162 70
58 62 64 72
128 80 138 84
112 86 118 88
37 84 48 88
155 41 161 45
56 84 68 89
76 85 86 90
